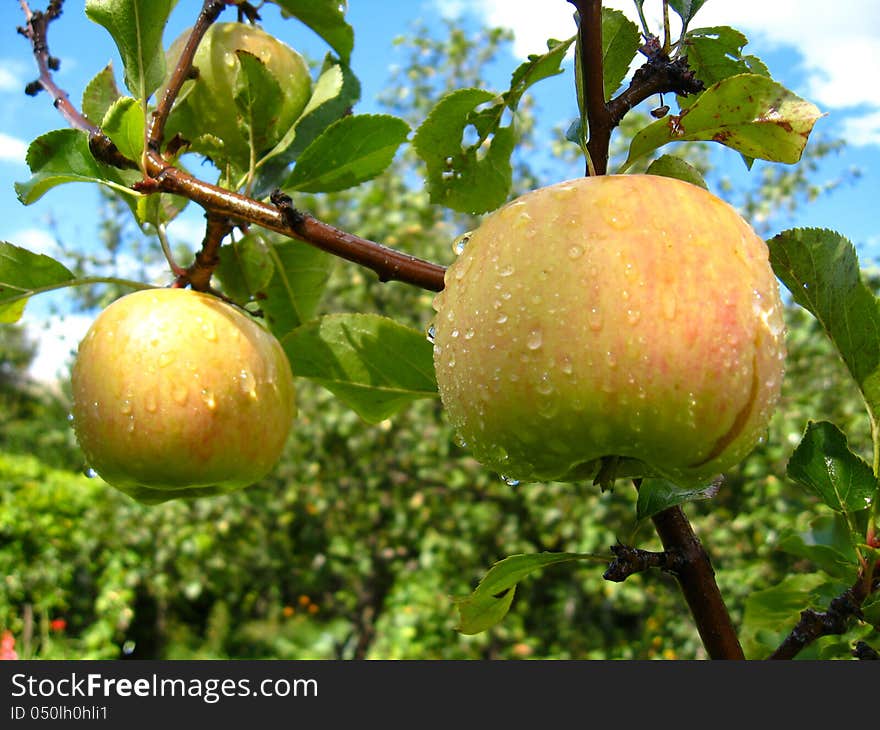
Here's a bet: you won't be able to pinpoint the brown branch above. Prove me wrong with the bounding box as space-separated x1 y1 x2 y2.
603 542 679 582
567 1 703 176
147 0 229 154
651 504 745 659
19 1 448 293
769 570 879 660
177 212 233 291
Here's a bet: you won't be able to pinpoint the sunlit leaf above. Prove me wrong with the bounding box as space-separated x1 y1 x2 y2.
85 0 176 100
0 242 74 322
645 154 708 189
636 478 720 521
270 0 354 63
283 114 409 193
623 74 822 168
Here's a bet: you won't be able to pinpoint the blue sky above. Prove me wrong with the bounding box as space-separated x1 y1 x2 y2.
1 1 878 381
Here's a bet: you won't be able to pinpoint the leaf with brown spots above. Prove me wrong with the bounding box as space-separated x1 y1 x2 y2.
621 73 822 170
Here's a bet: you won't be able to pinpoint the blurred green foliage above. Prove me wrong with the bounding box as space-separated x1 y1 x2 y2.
1 20 876 660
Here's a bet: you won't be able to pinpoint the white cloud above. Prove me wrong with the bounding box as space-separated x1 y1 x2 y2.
7 227 59 255
433 0 880 145
0 60 31 93
0 132 28 164
23 311 95 385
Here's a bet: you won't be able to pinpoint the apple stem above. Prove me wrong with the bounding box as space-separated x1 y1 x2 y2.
176 212 234 291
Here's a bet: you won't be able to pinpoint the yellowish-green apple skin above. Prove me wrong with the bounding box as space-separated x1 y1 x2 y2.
432 174 786 486
71 288 296 503
167 22 311 168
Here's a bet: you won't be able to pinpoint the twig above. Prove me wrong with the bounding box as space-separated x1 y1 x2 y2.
177 212 233 291
769 571 879 660
19 1 448 293
651 504 745 659
603 542 679 582
147 0 229 154
567 1 703 175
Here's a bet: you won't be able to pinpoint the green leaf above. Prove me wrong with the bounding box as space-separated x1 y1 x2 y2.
215 232 276 306
15 129 139 205
252 56 361 197
101 96 145 163
740 573 830 658
786 421 877 514
644 154 708 189
270 0 354 63
505 36 576 112
454 553 597 635
681 26 770 95
601 8 641 99
280 314 438 423
668 0 709 28
413 88 515 214
85 0 177 100
82 63 121 126
259 238 335 337
283 114 409 193
233 50 284 156
778 513 862 579
636 478 720 521
0 242 74 322
622 74 822 169
768 228 880 424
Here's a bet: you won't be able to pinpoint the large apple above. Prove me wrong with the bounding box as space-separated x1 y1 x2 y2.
166 22 312 171
432 174 786 487
70 288 296 504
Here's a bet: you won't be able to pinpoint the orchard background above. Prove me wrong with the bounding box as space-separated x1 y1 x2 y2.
0 0 878 660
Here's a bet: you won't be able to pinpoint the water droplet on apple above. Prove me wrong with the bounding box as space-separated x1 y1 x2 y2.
200 388 216 410
498 263 515 277
144 393 157 413
496 312 508 324
464 328 475 340
567 244 584 259
560 356 574 375
588 308 602 332
526 329 543 350
202 322 218 342
452 232 471 255
239 369 258 399
627 308 641 325
536 374 554 395
451 329 460 338
120 400 133 416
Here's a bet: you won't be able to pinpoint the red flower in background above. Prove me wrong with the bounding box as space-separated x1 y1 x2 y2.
0 631 17 660
50 618 66 632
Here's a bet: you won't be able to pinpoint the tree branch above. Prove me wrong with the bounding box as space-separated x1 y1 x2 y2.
769 569 879 660
19 1 448 293
651 504 745 659
603 542 679 582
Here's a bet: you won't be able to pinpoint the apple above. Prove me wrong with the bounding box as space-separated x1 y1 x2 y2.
165 22 312 171
70 288 296 503
431 174 786 487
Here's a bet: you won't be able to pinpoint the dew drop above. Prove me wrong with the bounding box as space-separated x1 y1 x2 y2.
66 412 75 424
202 322 218 342
158 352 173 368
452 232 471 255
588 307 603 332
120 400 133 416
201 388 216 410
536 373 554 395
496 312 508 325
498 263 515 277
451 329 460 338
83 466 98 479
501 475 521 487
560 356 574 375
464 328 475 340
426 324 436 343
526 329 543 350
567 244 584 259
627 308 641 325
239 369 258 399
144 392 158 413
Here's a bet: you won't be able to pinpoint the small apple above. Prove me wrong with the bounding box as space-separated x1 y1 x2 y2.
165 22 312 170
432 174 786 487
70 288 296 503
